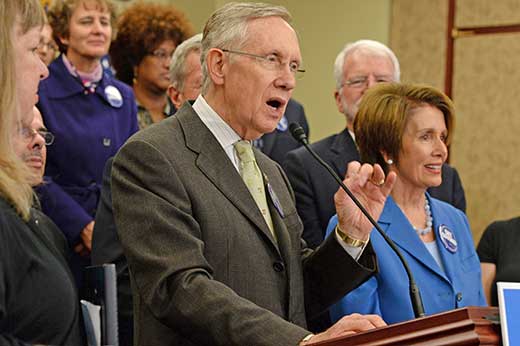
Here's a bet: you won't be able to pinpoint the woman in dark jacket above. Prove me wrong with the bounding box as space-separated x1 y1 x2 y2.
0 0 84 344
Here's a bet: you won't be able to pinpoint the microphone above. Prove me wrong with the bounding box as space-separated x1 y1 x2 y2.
289 122 425 319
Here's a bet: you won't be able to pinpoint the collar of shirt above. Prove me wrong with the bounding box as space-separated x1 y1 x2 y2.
61 54 102 84
348 128 356 142
192 95 243 172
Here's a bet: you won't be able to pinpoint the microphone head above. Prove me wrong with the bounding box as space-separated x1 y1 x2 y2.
289 122 308 144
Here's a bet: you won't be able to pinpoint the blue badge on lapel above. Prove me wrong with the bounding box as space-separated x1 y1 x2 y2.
276 115 288 132
263 173 284 218
104 85 123 108
438 224 458 253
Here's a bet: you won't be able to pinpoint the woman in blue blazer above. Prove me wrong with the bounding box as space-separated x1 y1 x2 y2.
37 0 138 285
326 83 486 325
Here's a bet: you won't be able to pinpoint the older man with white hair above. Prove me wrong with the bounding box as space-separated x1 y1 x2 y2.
110 4 397 346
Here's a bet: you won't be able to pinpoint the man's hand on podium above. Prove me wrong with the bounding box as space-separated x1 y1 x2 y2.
299 313 386 345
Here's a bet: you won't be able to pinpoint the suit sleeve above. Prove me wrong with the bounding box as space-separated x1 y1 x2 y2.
127 91 139 134
282 150 324 249
111 140 311 346
36 178 93 246
298 211 376 318
91 158 133 320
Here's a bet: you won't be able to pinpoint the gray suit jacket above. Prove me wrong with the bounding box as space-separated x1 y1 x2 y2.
111 103 376 346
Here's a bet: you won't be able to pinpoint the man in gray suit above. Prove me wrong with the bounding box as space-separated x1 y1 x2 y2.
112 4 394 345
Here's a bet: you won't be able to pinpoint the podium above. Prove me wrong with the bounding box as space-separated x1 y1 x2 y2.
308 307 500 346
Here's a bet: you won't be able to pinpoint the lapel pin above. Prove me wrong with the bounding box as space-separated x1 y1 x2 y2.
438 224 458 253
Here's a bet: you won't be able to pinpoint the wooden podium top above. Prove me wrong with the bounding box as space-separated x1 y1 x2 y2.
308 306 500 346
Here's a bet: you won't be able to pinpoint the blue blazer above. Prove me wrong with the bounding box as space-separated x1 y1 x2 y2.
37 55 138 246
326 195 486 324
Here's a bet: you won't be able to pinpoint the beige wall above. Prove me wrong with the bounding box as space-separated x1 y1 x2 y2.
391 0 520 242
113 0 392 142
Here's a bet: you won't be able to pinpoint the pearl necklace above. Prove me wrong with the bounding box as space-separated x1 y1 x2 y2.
414 196 433 236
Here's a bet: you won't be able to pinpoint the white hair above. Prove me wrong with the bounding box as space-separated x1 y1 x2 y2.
333 39 400 90
169 33 202 91
200 2 291 93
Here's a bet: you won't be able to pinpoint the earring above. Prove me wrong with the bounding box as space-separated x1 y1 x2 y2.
133 66 139 86
387 159 394 165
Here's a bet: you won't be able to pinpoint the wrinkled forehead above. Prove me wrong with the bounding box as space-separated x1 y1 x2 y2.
244 16 301 57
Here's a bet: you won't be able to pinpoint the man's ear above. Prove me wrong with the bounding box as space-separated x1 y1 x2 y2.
205 48 226 86
167 85 182 110
334 90 344 114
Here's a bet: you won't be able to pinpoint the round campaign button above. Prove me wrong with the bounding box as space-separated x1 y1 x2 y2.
104 85 123 108
276 115 288 131
438 224 458 253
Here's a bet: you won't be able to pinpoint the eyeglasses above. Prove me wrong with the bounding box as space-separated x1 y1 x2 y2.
37 40 58 52
149 49 174 62
343 75 394 89
222 49 305 80
20 127 55 145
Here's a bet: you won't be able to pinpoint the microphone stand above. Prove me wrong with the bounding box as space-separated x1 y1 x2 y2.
289 123 425 318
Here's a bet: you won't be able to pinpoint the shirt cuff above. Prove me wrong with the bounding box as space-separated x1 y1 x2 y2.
335 229 368 261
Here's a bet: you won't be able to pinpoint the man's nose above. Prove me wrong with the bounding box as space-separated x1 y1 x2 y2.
274 64 296 91
31 131 45 149
366 75 378 89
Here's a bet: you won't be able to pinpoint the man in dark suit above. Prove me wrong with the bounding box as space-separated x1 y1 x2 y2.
111 4 395 346
283 40 466 250
256 98 309 165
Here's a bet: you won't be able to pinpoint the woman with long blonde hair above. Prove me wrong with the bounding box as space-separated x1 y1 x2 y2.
0 1 84 344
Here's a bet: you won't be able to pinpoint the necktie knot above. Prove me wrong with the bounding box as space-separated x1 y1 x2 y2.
234 140 255 164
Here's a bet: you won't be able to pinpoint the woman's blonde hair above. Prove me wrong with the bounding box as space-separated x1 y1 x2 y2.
0 0 45 219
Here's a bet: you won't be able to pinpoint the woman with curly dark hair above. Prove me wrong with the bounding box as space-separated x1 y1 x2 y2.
111 2 193 129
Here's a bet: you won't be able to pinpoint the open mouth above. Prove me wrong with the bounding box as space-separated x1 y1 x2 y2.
425 164 442 171
266 98 286 111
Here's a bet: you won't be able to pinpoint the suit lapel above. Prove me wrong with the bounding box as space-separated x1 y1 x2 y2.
378 197 449 282
430 196 458 283
329 129 360 178
177 105 279 250
257 154 291 257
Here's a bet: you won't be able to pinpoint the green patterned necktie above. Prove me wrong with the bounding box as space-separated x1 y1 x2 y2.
234 140 275 238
